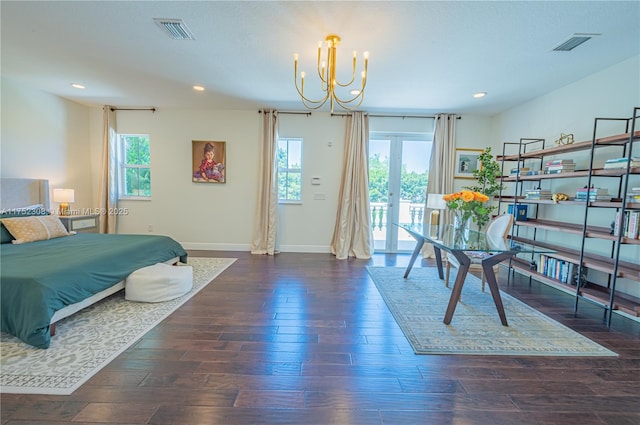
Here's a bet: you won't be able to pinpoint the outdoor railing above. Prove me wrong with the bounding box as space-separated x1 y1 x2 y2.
370 202 425 230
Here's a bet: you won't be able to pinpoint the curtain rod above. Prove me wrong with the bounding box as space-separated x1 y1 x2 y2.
109 107 157 113
258 110 311 116
330 113 461 120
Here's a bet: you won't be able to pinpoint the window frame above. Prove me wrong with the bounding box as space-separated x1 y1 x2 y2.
118 133 152 200
277 137 303 204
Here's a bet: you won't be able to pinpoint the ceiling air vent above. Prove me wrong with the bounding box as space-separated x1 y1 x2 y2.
154 18 196 40
553 33 600 52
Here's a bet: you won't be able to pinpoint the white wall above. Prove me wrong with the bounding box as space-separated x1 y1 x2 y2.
97 109 261 250
1 77 93 211
491 55 640 297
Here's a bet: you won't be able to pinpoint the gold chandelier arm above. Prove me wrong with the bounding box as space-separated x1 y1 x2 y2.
294 60 330 107
316 42 328 88
334 53 357 87
332 74 367 105
332 91 366 111
294 77 330 108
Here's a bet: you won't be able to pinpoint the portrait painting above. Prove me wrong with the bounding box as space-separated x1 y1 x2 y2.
454 148 483 179
192 140 226 183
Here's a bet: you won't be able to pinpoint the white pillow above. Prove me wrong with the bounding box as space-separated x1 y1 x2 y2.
0 215 73 244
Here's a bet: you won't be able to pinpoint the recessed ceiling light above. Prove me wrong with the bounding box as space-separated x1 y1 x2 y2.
350 89 361 95
193 85 205 92
473 92 486 98
71 83 86 89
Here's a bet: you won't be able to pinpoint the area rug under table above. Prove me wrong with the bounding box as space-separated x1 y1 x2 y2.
366 266 617 357
0 257 236 395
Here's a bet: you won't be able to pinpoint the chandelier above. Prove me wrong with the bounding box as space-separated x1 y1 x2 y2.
294 34 369 112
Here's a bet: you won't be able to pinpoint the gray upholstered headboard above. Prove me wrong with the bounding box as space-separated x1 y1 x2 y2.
0 178 50 210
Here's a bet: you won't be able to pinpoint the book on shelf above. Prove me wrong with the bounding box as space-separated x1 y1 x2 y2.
544 168 576 174
604 156 640 163
627 211 639 239
545 165 577 171
510 167 530 174
613 210 639 238
603 162 640 169
545 159 575 166
575 187 611 201
603 157 640 169
576 187 609 194
525 195 552 200
538 254 575 283
575 194 612 202
524 189 552 200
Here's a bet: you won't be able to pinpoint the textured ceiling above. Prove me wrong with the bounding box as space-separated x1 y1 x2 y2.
2 1 639 115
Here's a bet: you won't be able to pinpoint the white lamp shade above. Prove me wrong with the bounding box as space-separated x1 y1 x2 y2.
426 193 447 210
53 188 75 203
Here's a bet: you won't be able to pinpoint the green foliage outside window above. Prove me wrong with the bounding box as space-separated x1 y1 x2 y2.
369 154 428 204
121 135 151 197
278 138 302 201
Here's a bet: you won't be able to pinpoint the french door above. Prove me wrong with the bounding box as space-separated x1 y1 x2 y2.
369 132 432 253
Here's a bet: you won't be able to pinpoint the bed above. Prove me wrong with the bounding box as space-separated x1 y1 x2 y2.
0 178 188 348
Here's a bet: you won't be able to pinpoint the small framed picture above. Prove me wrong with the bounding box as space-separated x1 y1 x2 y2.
192 140 226 183
454 148 483 179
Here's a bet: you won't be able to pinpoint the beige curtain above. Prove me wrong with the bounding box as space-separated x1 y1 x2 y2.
251 110 279 255
330 112 374 259
98 106 118 234
422 113 458 258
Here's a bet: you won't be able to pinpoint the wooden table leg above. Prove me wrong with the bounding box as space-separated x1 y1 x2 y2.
443 251 471 325
403 237 425 279
481 253 512 326
433 247 444 280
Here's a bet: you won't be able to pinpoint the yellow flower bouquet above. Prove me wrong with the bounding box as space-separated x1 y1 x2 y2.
443 190 492 229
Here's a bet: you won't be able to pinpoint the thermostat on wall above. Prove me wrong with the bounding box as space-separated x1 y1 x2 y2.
311 177 321 185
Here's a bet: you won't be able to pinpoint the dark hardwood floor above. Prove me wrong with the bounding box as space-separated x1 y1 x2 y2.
2 251 639 425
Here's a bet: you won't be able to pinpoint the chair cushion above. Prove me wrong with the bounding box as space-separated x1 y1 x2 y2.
125 263 193 302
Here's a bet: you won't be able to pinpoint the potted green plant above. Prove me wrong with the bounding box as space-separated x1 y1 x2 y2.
462 147 504 229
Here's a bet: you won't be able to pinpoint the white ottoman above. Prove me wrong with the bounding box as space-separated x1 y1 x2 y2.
125 263 193 302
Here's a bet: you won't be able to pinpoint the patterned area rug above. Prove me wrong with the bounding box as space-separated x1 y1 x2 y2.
1 257 236 395
367 266 617 357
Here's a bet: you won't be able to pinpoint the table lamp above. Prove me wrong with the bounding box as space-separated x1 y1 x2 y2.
53 188 75 216
426 193 447 239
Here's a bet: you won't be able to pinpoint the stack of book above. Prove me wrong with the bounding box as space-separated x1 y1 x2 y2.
603 157 640 169
510 167 529 175
575 186 611 202
626 187 640 204
614 209 640 239
537 254 575 284
544 159 576 174
510 167 540 176
524 188 552 200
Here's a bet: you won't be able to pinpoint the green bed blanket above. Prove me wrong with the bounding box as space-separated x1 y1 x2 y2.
1 233 187 348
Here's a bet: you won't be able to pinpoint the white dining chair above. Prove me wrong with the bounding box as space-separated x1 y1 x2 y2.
444 213 514 291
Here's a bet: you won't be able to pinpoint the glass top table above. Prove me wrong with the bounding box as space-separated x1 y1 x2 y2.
397 223 555 327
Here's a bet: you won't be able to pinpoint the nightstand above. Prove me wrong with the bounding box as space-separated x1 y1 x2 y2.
58 214 99 233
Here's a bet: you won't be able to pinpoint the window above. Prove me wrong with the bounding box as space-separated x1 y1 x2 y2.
119 134 151 198
277 138 302 202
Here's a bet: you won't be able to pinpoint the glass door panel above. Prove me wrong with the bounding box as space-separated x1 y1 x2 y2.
369 133 432 253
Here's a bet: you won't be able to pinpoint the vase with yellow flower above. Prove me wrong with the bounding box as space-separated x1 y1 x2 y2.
443 190 492 245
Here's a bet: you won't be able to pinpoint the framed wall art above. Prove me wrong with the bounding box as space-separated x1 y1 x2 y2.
192 140 226 183
454 148 483 179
